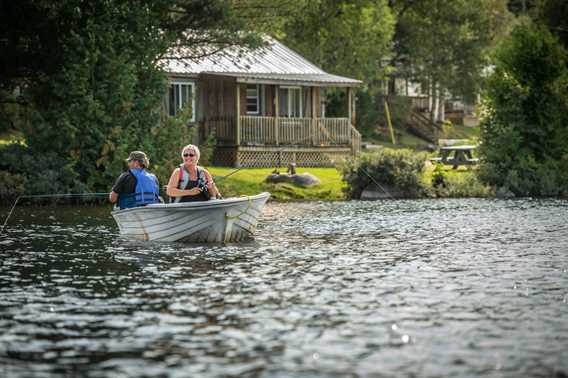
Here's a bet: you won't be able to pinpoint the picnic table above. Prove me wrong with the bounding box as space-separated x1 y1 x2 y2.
430 145 479 169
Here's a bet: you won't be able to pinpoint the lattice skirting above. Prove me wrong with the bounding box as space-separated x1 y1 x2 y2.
213 146 354 167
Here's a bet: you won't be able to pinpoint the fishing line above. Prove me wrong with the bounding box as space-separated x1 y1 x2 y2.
0 193 109 237
313 125 393 199
357 167 393 199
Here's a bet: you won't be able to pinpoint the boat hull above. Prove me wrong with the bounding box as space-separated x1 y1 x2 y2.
111 192 270 243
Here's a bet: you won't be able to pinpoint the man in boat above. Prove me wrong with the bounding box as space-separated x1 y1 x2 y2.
166 144 221 202
109 151 161 209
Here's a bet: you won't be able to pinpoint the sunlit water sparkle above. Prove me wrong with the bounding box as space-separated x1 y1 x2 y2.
1 199 567 377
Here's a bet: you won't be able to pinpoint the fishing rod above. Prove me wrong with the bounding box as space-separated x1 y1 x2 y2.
310 127 393 199
213 166 244 182
356 167 393 199
0 192 109 237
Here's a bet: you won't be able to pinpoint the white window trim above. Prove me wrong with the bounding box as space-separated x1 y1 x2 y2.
246 84 260 115
170 81 196 122
281 86 302 118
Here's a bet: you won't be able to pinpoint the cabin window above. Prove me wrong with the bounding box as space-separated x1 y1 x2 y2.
169 82 195 122
278 87 302 117
246 84 260 115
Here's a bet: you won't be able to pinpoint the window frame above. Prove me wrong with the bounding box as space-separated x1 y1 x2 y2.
246 84 261 115
280 86 302 118
169 81 196 122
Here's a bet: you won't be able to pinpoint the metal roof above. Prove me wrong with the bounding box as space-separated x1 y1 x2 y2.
161 37 362 87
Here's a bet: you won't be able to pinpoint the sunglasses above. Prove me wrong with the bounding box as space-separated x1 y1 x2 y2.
183 153 195 158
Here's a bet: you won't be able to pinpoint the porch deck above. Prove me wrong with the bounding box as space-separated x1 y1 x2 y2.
204 116 360 148
201 116 361 167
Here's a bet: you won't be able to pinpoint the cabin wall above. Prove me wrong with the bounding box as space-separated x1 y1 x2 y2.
197 79 330 120
239 84 247 116
265 85 274 117
314 87 321 117
198 75 237 120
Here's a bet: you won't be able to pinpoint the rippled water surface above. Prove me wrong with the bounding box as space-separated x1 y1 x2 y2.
1 199 567 378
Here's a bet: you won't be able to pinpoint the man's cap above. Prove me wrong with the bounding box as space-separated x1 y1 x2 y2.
126 151 149 168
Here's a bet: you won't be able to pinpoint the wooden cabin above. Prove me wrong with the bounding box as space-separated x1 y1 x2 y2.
161 38 362 167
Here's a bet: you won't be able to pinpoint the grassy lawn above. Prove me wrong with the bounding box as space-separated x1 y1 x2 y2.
208 160 492 201
366 123 481 149
440 123 480 141
208 166 347 201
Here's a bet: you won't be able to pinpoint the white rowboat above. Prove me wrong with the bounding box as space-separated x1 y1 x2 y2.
111 192 270 243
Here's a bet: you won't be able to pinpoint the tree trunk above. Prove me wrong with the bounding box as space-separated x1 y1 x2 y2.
428 78 433 114
438 94 445 122
432 81 439 122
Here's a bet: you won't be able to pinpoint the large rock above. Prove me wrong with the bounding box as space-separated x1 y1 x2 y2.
265 172 320 187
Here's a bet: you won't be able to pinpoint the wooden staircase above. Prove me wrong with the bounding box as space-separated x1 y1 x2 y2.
405 109 440 144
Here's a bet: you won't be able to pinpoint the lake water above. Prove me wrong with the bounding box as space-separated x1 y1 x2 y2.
1 199 567 378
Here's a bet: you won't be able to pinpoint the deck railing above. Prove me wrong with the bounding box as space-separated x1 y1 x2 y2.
204 116 361 152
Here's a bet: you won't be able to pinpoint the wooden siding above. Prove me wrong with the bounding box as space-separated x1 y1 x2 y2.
265 85 274 117
198 74 237 120
196 77 360 167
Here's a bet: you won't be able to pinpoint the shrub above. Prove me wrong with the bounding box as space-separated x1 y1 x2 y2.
479 20 568 196
431 163 447 188
340 148 427 199
0 171 27 204
432 171 494 198
0 144 89 201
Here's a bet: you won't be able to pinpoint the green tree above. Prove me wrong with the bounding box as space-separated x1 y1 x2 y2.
392 0 512 120
534 0 568 48
479 20 568 196
279 0 394 84
276 0 395 135
0 0 266 196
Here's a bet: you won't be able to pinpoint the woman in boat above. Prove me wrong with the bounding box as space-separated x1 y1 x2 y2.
166 144 221 202
109 151 160 209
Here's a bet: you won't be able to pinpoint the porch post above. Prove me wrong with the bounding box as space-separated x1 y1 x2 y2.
312 87 317 146
351 87 356 126
236 83 241 146
275 85 279 146
347 87 353 124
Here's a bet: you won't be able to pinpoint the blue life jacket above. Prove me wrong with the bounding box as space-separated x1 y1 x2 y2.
118 168 160 209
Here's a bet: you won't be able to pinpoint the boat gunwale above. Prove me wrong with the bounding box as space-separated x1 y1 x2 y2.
111 192 270 215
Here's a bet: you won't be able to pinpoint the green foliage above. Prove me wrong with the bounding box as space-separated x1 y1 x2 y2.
535 0 568 48
440 120 453 136
148 107 197 187
277 0 394 120
279 0 394 83
198 130 217 167
340 148 427 199
479 20 568 196
423 165 494 198
0 1 266 196
0 171 27 204
431 163 447 188
354 91 382 139
0 144 89 203
393 0 512 103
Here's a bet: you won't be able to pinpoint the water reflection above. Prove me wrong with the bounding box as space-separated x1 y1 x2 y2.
1 199 568 377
